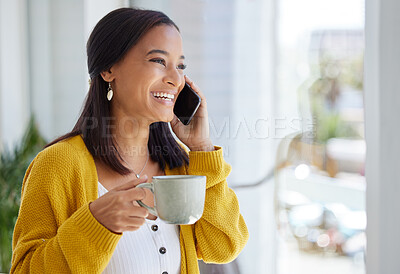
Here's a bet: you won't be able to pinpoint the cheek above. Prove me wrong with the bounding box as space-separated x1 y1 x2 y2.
179 73 185 85
113 83 145 111
177 79 185 92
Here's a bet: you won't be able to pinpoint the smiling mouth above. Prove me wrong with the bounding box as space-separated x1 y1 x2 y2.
151 92 175 102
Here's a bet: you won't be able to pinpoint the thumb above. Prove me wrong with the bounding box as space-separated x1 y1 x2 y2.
170 115 182 128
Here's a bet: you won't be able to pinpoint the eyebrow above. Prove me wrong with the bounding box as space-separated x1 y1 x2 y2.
146 49 185 60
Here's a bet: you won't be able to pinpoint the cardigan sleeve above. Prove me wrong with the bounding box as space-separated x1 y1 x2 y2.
11 143 121 273
187 146 249 263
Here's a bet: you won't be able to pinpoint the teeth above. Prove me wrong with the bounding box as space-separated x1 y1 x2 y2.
152 92 174 100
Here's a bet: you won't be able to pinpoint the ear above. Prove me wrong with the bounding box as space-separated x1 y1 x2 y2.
100 67 116 82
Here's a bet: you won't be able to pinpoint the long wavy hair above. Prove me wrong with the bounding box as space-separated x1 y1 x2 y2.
46 8 189 175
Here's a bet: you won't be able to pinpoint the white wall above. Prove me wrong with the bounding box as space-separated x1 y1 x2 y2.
29 0 88 140
231 0 276 273
0 0 129 144
28 0 53 140
0 0 30 149
365 0 400 273
84 0 129 40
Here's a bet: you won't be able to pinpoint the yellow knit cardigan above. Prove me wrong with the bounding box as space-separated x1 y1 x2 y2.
11 135 248 273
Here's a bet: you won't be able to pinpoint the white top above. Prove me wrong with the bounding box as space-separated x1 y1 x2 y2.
98 182 181 274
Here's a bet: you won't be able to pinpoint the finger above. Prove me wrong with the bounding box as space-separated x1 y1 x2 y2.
184 75 201 92
184 75 194 86
127 206 149 218
126 216 147 226
118 216 147 232
123 187 147 201
184 75 199 92
115 175 148 191
170 114 182 127
124 225 142 232
184 75 206 102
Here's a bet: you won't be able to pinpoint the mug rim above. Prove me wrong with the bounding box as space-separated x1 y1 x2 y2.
152 175 205 180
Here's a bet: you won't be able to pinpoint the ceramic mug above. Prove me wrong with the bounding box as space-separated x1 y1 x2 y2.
136 175 206 225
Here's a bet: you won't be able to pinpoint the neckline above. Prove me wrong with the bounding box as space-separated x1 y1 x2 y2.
98 181 110 192
70 135 172 189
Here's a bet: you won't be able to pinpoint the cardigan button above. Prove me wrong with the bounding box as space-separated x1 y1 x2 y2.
151 225 158 231
162 272 168 274
159 247 166 254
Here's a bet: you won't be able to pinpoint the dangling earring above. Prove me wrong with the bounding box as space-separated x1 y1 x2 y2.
107 82 113 101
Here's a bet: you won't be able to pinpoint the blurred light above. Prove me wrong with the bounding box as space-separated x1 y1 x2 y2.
294 164 310 180
294 225 308 237
307 228 320 243
340 211 367 231
289 204 324 227
342 232 366 256
279 191 311 209
317 233 330 247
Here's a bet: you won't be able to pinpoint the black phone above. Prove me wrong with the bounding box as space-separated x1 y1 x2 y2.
173 82 201 125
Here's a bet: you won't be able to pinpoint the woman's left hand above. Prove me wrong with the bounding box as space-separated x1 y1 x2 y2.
170 75 214 151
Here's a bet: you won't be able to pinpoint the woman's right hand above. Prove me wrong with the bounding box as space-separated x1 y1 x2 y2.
89 175 149 234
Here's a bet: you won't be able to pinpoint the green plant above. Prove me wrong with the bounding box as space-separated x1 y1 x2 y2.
306 52 364 143
0 117 46 272
314 110 360 143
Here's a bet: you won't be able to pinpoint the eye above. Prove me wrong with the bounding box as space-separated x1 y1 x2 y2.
150 58 166 66
177 64 187 70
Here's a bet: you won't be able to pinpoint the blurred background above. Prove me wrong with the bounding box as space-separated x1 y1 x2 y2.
0 0 398 273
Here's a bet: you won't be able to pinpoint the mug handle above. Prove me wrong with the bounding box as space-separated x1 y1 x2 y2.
135 183 158 216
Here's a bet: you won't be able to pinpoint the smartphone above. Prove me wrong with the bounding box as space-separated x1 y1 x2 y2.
173 82 201 125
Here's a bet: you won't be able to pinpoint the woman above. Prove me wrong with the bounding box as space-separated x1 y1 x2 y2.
11 8 248 274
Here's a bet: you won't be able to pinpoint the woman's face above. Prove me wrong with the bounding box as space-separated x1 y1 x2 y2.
107 24 186 124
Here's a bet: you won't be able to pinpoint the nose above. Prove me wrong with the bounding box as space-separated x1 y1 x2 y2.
163 67 183 88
